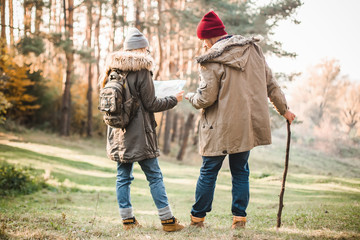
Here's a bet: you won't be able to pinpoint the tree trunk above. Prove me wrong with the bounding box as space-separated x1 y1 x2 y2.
60 0 74 136
163 110 172 155
134 0 141 30
177 113 194 161
157 112 164 145
154 0 163 80
178 0 185 79
178 113 184 146
95 0 102 82
168 0 176 78
86 1 93 137
193 114 200 146
9 0 13 46
121 0 126 44
111 0 118 52
48 0 52 32
63 0 66 33
171 112 178 142
1 0 6 42
145 0 152 43
24 1 33 36
35 1 43 34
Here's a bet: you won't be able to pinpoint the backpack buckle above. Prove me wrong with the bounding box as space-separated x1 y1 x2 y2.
109 71 120 81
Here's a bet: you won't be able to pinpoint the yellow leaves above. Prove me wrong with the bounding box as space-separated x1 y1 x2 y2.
0 54 9 62
0 44 39 118
0 92 11 123
21 94 37 103
17 104 40 111
71 82 88 129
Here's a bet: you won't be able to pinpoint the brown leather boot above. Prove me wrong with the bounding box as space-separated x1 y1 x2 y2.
161 217 184 232
231 216 246 229
190 215 205 228
122 217 140 230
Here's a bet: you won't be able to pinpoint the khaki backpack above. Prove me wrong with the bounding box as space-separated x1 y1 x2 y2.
98 69 139 129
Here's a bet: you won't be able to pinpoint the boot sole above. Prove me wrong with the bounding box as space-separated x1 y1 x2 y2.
163 226 185 232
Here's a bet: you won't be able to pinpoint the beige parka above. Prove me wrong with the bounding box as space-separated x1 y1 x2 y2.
188 35 288 156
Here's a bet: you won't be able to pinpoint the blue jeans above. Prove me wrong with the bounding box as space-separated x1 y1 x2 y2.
191 151 250 218
116 158 169 213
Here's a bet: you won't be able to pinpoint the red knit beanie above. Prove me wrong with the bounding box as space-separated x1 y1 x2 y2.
197 10 227 39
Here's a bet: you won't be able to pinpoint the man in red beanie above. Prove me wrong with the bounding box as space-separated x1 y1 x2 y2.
186 10 296 229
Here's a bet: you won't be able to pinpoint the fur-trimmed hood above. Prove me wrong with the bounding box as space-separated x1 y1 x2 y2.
196 35 263 70
99 51 154 87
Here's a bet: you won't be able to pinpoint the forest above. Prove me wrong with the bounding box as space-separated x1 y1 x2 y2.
1 0 358 160
1 1 359 239
0 0 309 157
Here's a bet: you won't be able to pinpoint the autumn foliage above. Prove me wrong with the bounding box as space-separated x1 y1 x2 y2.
0 42 39 122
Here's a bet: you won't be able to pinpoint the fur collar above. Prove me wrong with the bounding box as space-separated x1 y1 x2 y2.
99 51 154 87
195 35 263 64
104 50 154 72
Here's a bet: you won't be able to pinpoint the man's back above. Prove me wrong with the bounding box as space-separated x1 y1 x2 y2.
188 35 288 156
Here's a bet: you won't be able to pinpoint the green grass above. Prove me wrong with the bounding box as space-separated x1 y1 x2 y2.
0 129 359 239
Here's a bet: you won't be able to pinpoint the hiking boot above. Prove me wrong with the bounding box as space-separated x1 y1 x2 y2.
231 216 246 229
161 217 184 232
190 215 205 228
122 217 140 230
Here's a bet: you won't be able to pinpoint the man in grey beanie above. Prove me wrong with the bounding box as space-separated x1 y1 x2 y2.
100 27 184 232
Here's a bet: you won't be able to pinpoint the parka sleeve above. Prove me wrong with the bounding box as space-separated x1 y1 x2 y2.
254 43 288 115
265 62 288 115
137 70 178 113
189 62 224 109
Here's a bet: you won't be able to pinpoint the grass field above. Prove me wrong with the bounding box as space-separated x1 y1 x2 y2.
0 129 359 240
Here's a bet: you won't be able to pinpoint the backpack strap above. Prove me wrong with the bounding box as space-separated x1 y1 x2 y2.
119 71 129 82
119 71 140 101
119 71 130 93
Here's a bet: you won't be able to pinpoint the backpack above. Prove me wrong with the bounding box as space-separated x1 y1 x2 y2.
98 69 140 129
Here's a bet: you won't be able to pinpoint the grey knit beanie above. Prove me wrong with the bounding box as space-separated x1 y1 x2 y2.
124 27 149 51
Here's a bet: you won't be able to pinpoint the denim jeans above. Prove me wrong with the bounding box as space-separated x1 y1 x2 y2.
116 157 172 220
191 151 250 218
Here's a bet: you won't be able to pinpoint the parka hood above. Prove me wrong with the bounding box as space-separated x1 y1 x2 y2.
196 35 263 70
99 51 154 87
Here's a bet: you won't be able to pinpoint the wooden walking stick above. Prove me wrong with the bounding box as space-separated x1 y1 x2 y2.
277 120 291 228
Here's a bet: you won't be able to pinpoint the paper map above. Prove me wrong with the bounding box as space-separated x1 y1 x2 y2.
153 80 186 98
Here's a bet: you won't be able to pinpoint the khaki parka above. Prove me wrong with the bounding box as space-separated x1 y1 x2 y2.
100 51 177 163
189 35 288 156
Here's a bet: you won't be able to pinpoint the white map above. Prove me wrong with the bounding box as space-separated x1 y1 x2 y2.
153 80 186 98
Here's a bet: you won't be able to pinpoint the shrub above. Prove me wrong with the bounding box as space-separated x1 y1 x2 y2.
0 119 28 133
0 161 48 196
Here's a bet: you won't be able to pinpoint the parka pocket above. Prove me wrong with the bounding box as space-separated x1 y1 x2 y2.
201 106 218 130
107 127 123 158
202 109 214 129
201 110 209 126
145 127 157 152
99 88 117 113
